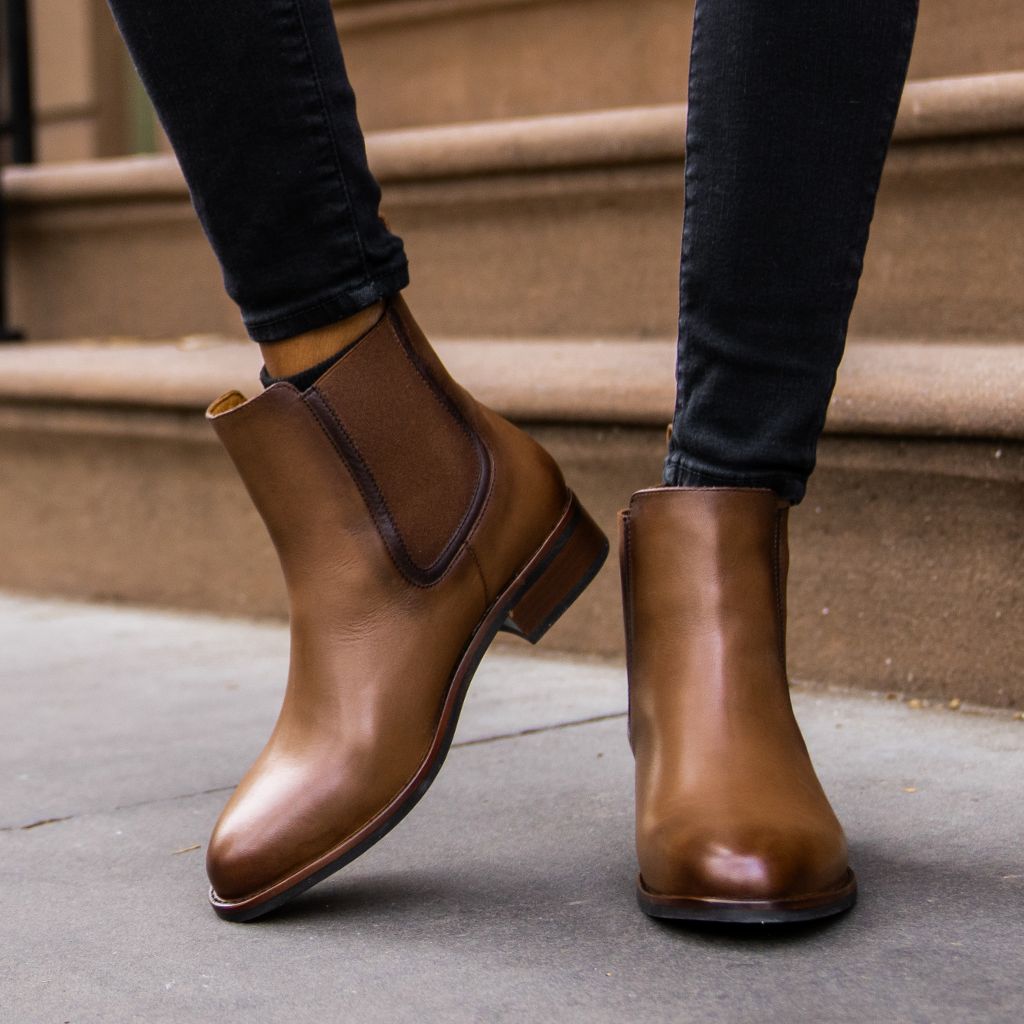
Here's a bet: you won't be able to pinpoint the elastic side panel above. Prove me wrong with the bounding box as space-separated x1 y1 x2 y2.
308 312 487 582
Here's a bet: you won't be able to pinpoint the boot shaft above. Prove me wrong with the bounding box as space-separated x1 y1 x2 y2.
209 297 491 586
619 487 791 748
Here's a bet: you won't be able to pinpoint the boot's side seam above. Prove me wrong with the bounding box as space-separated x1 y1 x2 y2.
465 542 491 606
620 510 636 749
772 508 787 670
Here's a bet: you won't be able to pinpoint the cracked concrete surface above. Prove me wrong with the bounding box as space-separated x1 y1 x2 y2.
2 594 1022 1023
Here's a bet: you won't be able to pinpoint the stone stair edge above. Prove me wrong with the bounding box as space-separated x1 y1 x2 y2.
5 72 1024 203
0 336 1022 442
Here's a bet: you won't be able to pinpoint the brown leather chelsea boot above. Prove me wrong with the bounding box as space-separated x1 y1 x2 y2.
619 487 856 924
204 296 608 921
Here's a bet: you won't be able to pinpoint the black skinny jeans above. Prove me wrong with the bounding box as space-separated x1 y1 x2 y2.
106 0 918 504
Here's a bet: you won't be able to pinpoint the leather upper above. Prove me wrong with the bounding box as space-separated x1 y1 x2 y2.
204 297 567 903
620 487 849 902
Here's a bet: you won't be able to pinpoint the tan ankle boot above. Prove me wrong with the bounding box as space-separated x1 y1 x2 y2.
619 487 855 923
205 296 608 921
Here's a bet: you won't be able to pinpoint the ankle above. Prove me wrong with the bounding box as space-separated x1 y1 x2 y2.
259 302 383 379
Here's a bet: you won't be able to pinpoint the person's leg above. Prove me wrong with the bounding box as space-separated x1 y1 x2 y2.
622 0 919 925
666 0 919 504
105 0 406 375
106 1 609 922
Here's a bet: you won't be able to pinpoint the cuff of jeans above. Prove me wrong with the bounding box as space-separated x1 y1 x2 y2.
243 260 410 343
662 450 807 505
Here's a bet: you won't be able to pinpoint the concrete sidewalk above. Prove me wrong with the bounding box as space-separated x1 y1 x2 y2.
2 594 1022 1023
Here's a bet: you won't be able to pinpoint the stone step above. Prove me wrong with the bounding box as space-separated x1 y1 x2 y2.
332 0 1024 129
6 73 1024 344
0 334 1020 709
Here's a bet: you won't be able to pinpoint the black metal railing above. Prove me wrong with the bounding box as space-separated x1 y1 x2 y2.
1 0 35 341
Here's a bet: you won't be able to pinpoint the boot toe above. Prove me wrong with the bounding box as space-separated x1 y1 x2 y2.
640 820 848 903
206 766 346 903
206 804 285 903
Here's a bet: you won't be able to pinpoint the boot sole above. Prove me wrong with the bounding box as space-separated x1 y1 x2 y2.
636 868 858 925
210 491 608 922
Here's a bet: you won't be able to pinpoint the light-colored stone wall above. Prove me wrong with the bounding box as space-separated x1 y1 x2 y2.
22 0 1024 162
334 0 1024 130
27 0 139 161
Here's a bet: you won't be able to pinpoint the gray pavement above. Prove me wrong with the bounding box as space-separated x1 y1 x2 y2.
1 594 1022 1023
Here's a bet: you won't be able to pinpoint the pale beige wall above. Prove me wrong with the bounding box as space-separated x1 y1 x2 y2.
28 0 136 161
25 0 1024 163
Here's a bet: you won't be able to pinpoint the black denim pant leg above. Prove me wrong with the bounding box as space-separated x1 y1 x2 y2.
665 0 919 503
105 0 408 342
